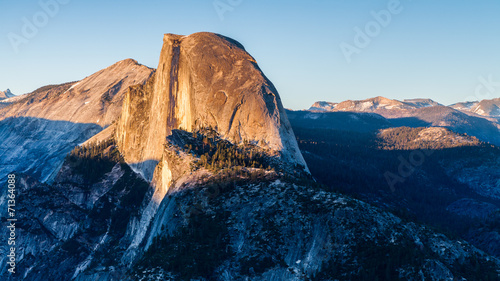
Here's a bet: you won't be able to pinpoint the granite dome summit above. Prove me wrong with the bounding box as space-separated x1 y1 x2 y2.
116 32 307 182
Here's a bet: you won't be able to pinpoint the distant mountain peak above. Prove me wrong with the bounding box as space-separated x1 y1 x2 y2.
0 88 14 100
319 96 410 112
305 95 500 145
309 96 444 113
403 98 442 108
309 101 337 111
451 97 500 117
371 96 396 103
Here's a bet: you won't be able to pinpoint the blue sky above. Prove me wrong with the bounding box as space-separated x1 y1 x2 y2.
1 0 499 109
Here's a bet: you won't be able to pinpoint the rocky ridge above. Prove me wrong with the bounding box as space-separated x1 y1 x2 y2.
0 59 154 183
452 98 500 117
306 96 500 146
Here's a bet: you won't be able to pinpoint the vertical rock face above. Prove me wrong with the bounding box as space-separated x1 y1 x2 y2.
115 33 308 262
116 32 307 183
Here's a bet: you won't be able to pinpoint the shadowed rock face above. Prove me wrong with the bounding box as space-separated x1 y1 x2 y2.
116 32 307 182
